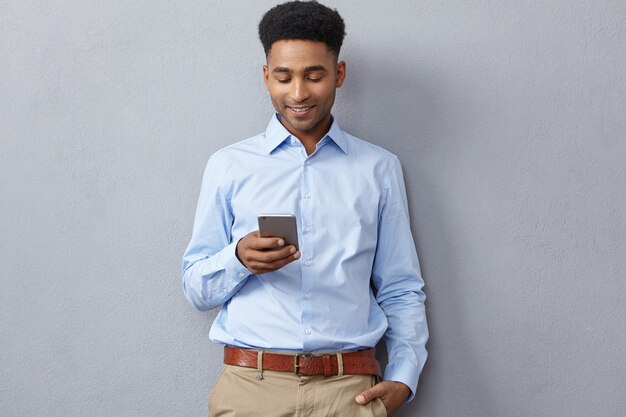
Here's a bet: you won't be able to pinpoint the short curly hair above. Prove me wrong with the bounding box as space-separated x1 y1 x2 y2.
259 1 346 58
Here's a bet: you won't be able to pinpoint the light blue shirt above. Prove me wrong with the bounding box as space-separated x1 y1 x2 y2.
182 115 428 398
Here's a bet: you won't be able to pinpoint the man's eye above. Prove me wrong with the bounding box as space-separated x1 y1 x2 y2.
308 77 323 82
277 78 291 83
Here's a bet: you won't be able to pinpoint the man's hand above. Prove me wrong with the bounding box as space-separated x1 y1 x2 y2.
355 380 411 416
236 231 300 274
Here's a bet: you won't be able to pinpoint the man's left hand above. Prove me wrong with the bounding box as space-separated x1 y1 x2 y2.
355 380 411 416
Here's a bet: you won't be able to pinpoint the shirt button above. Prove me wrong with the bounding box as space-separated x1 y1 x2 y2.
304 293 311 300
304 260 311 266
305 161 311 166
304 192 311 199
238 272 245 277
305 328 312 335
304 226 311 232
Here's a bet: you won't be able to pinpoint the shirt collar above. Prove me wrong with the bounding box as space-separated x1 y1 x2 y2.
264 114 349 155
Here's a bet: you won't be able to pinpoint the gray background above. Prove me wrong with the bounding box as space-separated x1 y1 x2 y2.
1 1 624 416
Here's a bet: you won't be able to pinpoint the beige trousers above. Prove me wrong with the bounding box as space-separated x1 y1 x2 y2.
209 365 388 417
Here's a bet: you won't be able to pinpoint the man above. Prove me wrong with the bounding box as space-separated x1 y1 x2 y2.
182 1 428 415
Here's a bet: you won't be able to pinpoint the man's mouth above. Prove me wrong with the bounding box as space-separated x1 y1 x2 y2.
287 105 314 115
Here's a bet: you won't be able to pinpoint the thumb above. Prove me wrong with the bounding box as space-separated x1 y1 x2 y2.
355 384 384 405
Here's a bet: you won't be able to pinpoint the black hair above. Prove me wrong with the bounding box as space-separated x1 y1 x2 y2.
258 1 346 57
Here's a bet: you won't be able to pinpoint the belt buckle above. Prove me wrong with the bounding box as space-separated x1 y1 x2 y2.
293 353 311 375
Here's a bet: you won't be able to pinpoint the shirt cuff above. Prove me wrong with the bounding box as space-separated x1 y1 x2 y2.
383 361 420 402
221 240 251 284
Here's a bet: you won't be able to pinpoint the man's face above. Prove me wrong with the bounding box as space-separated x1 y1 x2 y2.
263 40 346 140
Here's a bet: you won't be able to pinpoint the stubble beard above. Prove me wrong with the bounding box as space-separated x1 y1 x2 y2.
278 104 332 135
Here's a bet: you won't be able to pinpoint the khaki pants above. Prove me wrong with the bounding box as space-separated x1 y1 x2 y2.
209 365 388 417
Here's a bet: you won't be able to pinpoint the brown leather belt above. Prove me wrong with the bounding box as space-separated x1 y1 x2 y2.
224 346 382 377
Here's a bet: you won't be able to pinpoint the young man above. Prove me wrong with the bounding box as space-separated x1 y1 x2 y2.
182 1 428 415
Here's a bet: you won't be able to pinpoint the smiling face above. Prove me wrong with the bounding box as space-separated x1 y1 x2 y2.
263 40 346 144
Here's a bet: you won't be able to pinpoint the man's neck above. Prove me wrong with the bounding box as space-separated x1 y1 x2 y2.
280 115 332 156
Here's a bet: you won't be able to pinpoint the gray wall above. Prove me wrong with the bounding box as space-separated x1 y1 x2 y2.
1 1 624 416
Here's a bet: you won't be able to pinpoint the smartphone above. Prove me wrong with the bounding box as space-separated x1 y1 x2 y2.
258 213 299 250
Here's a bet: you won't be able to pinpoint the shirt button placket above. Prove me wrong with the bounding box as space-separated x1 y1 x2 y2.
301 157 314 349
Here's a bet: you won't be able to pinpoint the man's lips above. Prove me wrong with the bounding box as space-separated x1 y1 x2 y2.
286 105 315 116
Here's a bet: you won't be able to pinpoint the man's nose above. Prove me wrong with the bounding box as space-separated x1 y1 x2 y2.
289 79 310 103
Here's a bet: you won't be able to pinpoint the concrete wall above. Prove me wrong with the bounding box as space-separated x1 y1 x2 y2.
1 1 624 416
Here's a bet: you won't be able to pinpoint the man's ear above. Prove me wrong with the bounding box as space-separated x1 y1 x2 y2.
336 61 346 88
263 64 270 90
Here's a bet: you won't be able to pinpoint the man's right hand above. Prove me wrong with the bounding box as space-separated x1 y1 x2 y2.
235 231 300 275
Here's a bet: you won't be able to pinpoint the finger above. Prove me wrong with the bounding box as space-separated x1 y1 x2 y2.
242 245 295 265
256 245 298 262
249 236 286 250
239 231 283 250
252 250 300 269
264 251 300 269
247 251 300 274
239 247 294 273
355 384 386 405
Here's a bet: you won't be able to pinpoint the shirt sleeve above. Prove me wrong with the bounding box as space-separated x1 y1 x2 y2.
371 156 429 401
181 155 251 311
